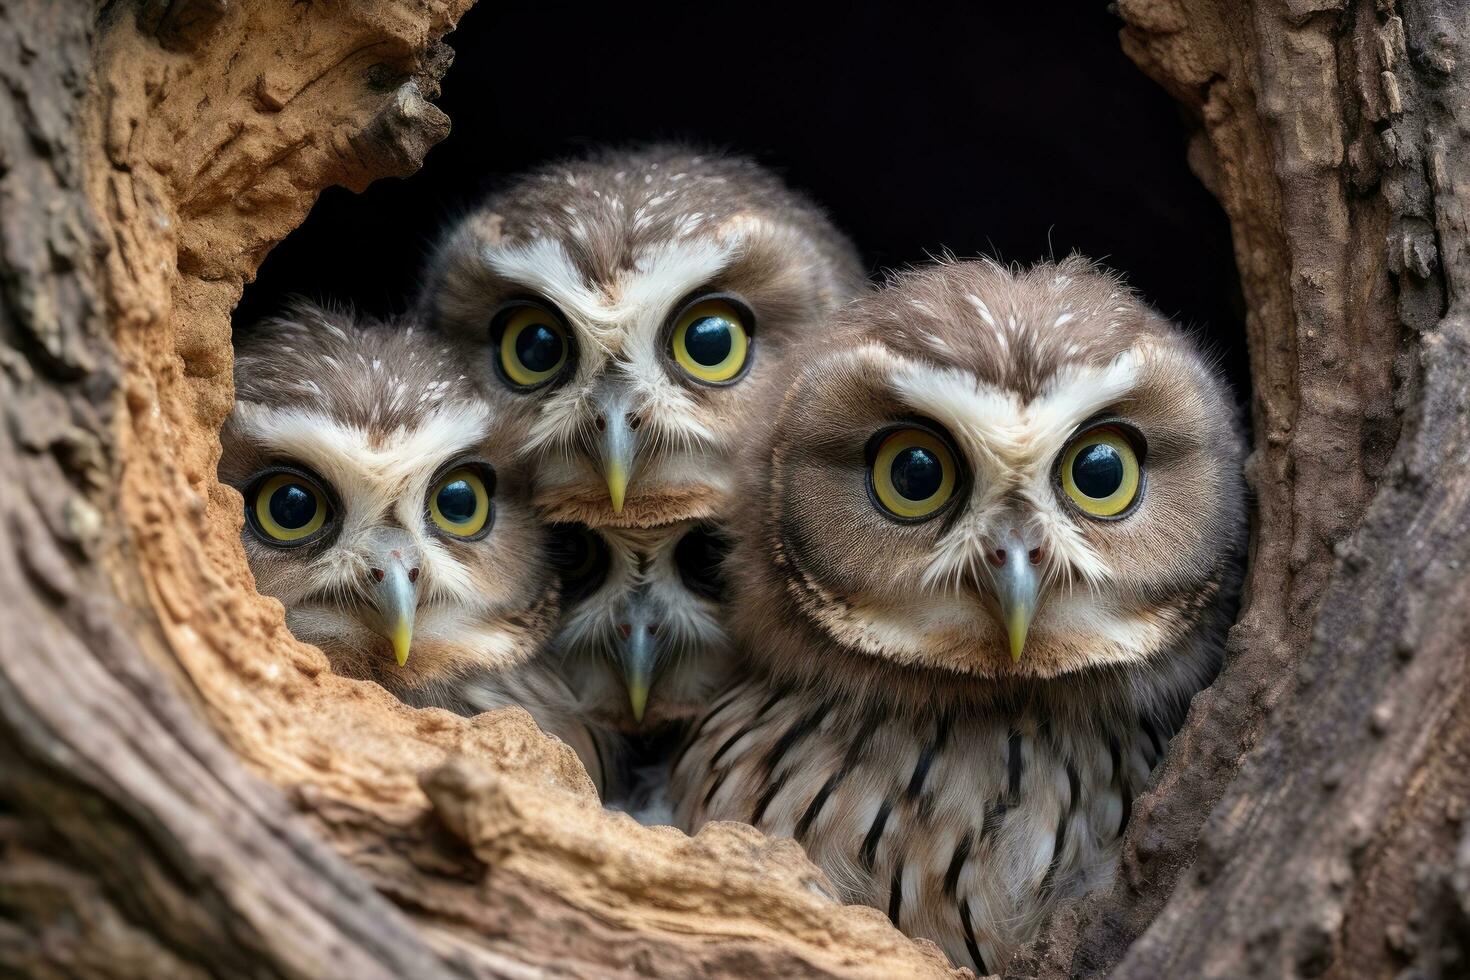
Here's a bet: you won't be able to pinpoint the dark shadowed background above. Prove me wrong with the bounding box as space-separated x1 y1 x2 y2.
235 0 1248 398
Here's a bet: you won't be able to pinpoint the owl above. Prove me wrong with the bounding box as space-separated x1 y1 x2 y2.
671 257 1247 972
546 521 732 732
221 301 618 793
416 144 866 530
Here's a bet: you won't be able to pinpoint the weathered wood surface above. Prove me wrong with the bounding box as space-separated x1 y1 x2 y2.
1014 2 1470 977
4 0 1467 977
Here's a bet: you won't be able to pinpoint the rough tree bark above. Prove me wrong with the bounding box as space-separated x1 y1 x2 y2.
1016 1 1470 977
0 1 1464 978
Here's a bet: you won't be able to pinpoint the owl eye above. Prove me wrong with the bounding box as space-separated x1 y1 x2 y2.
548 524 609 601
670 295 752 384
868 426 959 521
428 464 494 538
247 470 333 546
1060 425 1143 518
494 301 572 389
674 524 730 600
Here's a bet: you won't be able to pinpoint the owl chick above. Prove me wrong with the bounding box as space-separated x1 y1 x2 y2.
546 521 732 732
221 301 617 792
417 144 866 530
671 258 1247 972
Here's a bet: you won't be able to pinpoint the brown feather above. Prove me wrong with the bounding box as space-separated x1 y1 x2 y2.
673 258 1247 970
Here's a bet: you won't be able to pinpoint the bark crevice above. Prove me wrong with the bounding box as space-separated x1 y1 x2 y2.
2 1 1465 977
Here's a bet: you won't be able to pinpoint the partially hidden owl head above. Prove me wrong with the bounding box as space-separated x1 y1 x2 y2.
221 301 558 699
736 257 1248 682
546 521 732 730
418 144 866 529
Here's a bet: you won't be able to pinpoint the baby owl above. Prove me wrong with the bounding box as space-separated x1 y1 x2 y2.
222 302 616 792
671 258 1246 972
418 145 864 723
547 521 732 730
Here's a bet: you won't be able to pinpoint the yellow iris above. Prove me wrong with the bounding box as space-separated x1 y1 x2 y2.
871 428 957 520
671 298 750 383
428 467 491 537
1061 427 1142 517
252 473 328 543
498 304 569 388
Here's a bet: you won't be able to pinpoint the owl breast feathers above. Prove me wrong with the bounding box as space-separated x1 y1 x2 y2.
671 257 1246 972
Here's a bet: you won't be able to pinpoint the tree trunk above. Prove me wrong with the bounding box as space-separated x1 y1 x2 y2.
0 1 1464 978
1016 1 1470 977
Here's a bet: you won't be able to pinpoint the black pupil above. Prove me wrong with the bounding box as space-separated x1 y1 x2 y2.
1072 443 1125 499
515 322 563 373
437 479 478 524
269 483 316 530
685 315 734 367
890 446 943 501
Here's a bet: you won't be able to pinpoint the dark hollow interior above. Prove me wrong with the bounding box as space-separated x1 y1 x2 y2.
235 0 1249 403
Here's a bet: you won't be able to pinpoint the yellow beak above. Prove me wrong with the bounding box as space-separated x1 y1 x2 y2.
390 617 413 667
595 389 639 517
369 554 418 668
606 460 628 516
627 678 649 724
1005 600 1033 663
620 615 657 724
991 535 1041 663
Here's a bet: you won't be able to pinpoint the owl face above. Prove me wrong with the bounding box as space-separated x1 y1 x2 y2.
744 258 1246 681
547 521 732 729
221 303 557 698
419 146 865 529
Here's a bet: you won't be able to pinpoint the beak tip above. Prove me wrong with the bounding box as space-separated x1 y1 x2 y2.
392 626 412 668
1005 610 1032 665
604 448 631 516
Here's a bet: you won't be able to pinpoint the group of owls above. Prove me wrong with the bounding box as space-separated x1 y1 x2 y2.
222 145 1246 974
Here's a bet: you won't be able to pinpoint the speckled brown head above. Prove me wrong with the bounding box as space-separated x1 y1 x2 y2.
735 257 1247 684
220 301 558 704
417 145 866 529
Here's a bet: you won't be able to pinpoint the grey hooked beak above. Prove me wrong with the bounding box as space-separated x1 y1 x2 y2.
592 387 640 515
613 596 662 723
989 529 1043 663
364 534 420 667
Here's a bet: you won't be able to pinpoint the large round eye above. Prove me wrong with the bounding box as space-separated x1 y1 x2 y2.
548 524 609 601
670 296 751 384
1060 426 1143 518
249 471 331 545
428 465 493 538
869 427 959 521
674 524 730 600
495 302 570 389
